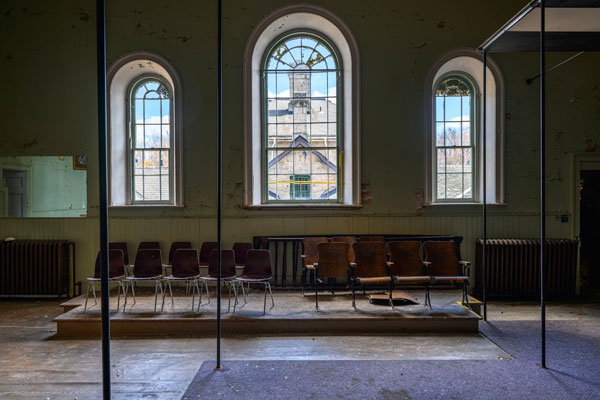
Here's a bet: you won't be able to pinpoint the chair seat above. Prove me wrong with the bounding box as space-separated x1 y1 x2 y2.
201 275 237 281
236 276 272 282
356 276 391 284
164 274 200 281
393 275 430 283
126 275 163 280
87 276 125 282
431 276 468 283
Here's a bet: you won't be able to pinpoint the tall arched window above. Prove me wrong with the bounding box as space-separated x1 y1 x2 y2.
130 77 173 203
263 33 340 202
434 75 476 201
243 5 361 208
107 52 183 207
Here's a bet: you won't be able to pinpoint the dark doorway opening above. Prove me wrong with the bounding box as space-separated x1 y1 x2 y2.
580 170 600 292
2 169 28 217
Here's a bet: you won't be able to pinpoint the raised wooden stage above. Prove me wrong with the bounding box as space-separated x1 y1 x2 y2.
55 288 481 338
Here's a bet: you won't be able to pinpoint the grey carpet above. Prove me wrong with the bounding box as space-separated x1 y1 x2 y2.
182 320 600 400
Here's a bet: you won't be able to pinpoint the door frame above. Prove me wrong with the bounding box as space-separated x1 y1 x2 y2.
569 152 600 293
1 165 33 218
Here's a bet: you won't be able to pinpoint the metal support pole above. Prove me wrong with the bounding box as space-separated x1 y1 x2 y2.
96 0 111 397
482 51 487 321
540 0 547 369
216 0 223 370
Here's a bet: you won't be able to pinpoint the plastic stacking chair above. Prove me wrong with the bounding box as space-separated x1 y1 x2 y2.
198 242 219 268
84 249 126 313
424 241 471 308
388 241 432 308
109 242 130 274
313 242 350 311
123 249 164 312
359 235 385 243
301 237 328 295
330 236 357 263
162 249 202 312
350 242 393 310
168 242 192 265
235 249 274 315
138 241 160 251
232 242 253 270
200 249 239 313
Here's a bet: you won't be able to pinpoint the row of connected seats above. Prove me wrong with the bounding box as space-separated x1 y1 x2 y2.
301 236 470 311
84 241 275 314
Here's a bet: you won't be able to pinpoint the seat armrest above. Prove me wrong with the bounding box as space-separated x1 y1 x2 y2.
459 261 471 266
350 262 357 268
386 261 394 266
421 260 431 274
459 261 471 276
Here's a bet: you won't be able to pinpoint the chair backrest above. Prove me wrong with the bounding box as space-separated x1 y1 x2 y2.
316 242 350 279
241 249 272 279
359 235 385 243
93 249 125 279
208 249 236 278
133 249 163 278
302 237 328 265
330 236 357 262
388 241 425 277
109 242 129 265
352 242 389 278
171 248 199 278
423 241 460 276
199 242 219 266
138 241 160 251
168 241 192 264
232 242 253 266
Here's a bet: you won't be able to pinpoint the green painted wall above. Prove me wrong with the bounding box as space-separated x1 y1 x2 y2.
1 0 599 281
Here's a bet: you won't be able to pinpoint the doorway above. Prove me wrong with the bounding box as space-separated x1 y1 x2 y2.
580 170 600 292
2 169 28 217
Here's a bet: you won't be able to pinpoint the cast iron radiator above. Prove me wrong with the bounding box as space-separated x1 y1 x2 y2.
0 240 74 298
475 239 578 298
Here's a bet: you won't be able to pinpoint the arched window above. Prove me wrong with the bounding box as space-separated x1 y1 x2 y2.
244 5 361 208
107 52 183 207
129 77 173 203
263 33 340 202
434 75 476 201
425 49 505 205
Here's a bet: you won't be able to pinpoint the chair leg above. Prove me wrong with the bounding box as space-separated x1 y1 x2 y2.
232 282 239 313
463 282 471 309
195 280 202 312
92 283 97 305
227 281 232 314
116 281 123 312
352 279 357 311
191 280 196 312
263 283 268 315
301 267 305 295
131 281 136 305
169 281 174 305
315 276 319 312
204 281 211 304
267 282 274 308
389 279 395 309
123 282 129 312
84 283 91 313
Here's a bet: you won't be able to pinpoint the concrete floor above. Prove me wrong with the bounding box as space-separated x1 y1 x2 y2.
0 298 598 400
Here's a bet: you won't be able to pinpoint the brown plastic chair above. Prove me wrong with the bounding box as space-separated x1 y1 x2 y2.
232 242 253 269
301 237 328 294
138 241 161 251
198 242 219 267
124 249 164 312
313 242 350 311
109 242 129 265
235 249 274 314
350 242 393 310
330 236 357 263
162 249 203 312
84 249 126 313
359 235 385 243
200 249 239 313
388 241 432 308
423 241 471 307
168 242 192 265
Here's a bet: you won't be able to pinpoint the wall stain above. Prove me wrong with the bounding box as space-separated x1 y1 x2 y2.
21 138 39 150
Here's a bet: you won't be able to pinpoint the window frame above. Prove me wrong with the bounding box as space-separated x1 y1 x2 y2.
261 30 343 204
432 72 479 204
127 74 174 205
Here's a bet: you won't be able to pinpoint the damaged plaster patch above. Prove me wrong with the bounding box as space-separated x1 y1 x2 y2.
361 183 372 204
21 137 39 150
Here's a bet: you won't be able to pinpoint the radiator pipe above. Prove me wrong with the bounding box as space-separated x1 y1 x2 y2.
96 0 112 397
216 0 223 370
540 0 547 369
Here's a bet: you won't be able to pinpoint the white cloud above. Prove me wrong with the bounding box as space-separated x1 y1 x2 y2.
136 115 170 124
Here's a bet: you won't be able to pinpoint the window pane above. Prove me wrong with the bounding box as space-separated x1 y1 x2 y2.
437 174 446 199
462 96 470 121
135 125 144 148
161 125 170 148
161 99 170 123
446 148 462 173
463 148 472 172
464 174 472 198
143 175 160 201
145 125 160 148
309 123 327 146
444 96 461 121
135 100 144 123
160 174 170 201
436 123 444 146
437 149 446 173
445 122 461 146
446 174 463 199
462 121 471 146
435 97 444 121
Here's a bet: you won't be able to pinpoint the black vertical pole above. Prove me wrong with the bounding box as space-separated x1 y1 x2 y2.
482 51 487 321
216 0 223 370
96 0 111 397
540 0 547 369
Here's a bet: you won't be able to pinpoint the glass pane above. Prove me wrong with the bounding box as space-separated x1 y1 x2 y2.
437 174 446 199
143 150 160 170
435 97 444 121
160 150 169 170
437 149 446 173
446 174 463 199
463 148 472 172
143 175 160 201
161 125 170 148
464 173 472 198
311 174 328 200
309 123 327 146
327 72 337 94
273 151 292 175
144 100 161 123
160 174 170 201
446 148 462 173
462 96 470 121
145 125 160 148
462 121 471 146
310 72 327 97
275 73 290 97
444 96 461 121
135 100 144 123
135 125 144 148
445 122 461 146
134 176 144 200
436 123 445 146
292 151 311 175
134 151 143 172
161 99 170 123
